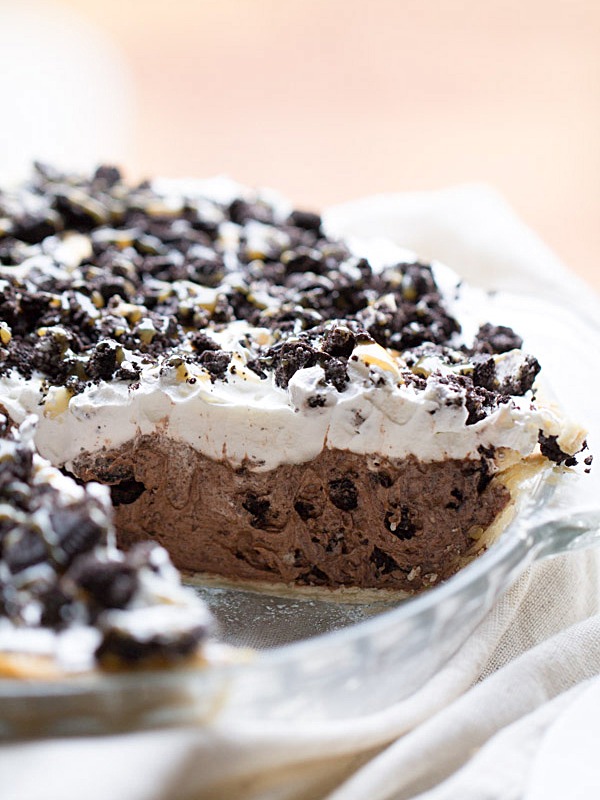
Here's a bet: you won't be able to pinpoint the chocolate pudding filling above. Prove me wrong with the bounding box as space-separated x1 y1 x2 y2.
71 437 511 592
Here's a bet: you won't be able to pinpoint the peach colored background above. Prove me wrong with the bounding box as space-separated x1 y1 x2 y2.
61 0 599 290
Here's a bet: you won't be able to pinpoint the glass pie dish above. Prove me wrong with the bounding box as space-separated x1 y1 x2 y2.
0 294 599 741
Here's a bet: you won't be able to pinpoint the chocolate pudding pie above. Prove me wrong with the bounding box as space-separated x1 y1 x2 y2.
0 164 588 617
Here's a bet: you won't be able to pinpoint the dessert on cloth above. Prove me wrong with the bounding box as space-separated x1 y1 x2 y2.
0 185 598 800
0 166 588 599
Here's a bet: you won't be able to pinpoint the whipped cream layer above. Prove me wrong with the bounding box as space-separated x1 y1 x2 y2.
0 315 565 473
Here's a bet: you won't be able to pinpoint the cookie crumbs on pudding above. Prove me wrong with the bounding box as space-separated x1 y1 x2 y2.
0 164 589 597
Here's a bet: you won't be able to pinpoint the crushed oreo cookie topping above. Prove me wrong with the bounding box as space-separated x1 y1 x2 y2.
0 164 543 425
0 414 211 670
537 432 582 468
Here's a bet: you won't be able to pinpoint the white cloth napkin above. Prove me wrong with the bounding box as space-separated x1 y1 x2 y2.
2 186 600 800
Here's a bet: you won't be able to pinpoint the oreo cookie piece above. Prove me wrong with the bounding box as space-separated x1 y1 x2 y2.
0 417 213 672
